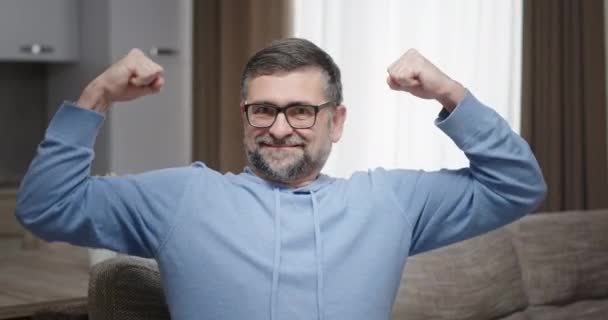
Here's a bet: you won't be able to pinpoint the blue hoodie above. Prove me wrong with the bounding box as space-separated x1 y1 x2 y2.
16 91 546 320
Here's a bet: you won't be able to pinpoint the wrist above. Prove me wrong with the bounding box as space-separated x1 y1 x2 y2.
437 81 466 112
77 80 111 113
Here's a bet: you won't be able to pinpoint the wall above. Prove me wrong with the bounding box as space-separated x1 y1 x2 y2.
0 64 47 186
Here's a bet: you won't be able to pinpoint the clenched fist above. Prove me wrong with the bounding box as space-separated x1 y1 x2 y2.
77 49 165 112
387 49 465 111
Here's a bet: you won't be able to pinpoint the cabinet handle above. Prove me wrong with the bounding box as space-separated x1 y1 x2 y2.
20 44 54 55
149 47 178 57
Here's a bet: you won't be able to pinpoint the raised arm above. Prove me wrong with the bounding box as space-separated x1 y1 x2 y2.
385 49 547 255
15 49 194 258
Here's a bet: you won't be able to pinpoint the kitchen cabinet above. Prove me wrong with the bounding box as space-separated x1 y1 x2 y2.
0 0 79 62
46 0 192 175
107 0 192 174
0 0 191 297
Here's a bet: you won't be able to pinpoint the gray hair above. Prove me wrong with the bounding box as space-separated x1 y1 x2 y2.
240 38 343 105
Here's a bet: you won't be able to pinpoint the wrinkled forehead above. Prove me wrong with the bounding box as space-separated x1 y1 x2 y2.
245 68 328 105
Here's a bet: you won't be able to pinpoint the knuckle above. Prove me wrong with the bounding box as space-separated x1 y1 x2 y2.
130 48 144 56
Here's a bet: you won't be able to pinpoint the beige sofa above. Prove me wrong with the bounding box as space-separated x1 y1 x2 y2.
88 209 608 320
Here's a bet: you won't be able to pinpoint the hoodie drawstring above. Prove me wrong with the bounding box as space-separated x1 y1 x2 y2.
269 189 325 320
270 188 281 320
311 191 325 320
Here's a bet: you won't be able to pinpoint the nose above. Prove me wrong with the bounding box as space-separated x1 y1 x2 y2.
268 113 294 139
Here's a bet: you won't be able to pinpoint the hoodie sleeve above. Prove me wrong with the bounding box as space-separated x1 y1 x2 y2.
384 91 546 256
15 102 197 258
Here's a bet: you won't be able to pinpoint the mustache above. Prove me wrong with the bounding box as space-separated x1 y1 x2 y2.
255 135 305 146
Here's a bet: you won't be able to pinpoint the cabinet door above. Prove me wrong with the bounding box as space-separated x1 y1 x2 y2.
109 0 181 59
108 0 192 174
0 0 79 62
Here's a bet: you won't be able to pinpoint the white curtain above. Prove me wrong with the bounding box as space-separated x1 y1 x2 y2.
293 0 522 177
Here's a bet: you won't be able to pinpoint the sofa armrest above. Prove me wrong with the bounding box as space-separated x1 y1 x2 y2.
88 256 170 320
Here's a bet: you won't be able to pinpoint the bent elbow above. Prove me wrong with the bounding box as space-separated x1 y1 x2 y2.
514 170 547 216
529 175 548 211
14 193 49 239
14 187 67 241
15 188 35 228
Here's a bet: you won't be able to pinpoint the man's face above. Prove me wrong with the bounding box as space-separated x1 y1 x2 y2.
242 68 346 186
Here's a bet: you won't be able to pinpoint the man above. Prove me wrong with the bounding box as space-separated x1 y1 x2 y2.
16 38 546 320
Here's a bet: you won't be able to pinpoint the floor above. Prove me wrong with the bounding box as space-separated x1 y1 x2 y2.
0 238 21 257
0 241 89 319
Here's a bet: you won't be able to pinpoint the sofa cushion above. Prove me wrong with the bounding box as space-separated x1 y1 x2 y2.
510 210 608 306
497 311 531 320
525 300 608 320
392 227 526 320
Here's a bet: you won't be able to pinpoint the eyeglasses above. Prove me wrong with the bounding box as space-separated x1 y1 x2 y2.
243 101 336 129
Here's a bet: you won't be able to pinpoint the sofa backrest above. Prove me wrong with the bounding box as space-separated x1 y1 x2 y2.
510 209 608 306
392 227 526 320
391 209 608 320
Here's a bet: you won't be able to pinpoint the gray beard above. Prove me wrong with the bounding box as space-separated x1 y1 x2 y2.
246 148 318 182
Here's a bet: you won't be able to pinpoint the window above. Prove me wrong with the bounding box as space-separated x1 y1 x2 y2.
294 0 522 176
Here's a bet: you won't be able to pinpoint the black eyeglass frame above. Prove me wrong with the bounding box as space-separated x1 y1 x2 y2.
242 101 336 129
